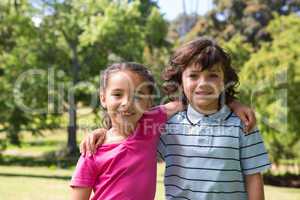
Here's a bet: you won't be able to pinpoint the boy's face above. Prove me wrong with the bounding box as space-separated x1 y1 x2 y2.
100 70 152 129
182 63 225 113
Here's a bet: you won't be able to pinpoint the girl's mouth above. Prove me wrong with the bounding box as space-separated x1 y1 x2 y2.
119 111 135 117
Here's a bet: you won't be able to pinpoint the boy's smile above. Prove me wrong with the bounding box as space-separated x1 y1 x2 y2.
182 63 225 114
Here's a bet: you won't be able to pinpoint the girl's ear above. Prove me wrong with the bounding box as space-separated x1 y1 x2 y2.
100 93 106 108
147 97 153 109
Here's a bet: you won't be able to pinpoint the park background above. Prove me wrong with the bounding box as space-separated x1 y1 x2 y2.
0 0 299 199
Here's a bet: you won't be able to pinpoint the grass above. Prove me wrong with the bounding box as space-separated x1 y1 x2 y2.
0 165 71 200
1 164 300 200
0 129 299 200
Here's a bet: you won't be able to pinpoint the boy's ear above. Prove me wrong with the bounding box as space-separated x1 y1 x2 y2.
100 93 106 108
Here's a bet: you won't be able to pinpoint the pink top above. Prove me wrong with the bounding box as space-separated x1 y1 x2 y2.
70 106 167 200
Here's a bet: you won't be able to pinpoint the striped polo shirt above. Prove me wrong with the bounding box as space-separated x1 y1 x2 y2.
157 104 271 200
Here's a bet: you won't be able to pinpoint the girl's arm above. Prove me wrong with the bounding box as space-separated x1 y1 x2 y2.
228 100 256 132
70 187 92 200
245 173 265 200
80 101 184 155
163 101 184 118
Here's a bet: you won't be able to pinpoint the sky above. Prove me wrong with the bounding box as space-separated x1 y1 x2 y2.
157 0 214 20
31 0 214 25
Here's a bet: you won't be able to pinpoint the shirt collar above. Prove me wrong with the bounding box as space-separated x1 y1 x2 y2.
186 104 232 125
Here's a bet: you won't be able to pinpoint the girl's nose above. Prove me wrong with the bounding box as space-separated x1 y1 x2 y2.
120 96 132 109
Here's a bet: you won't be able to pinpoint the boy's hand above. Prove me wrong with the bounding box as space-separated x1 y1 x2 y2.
80 128 107 156
228 100 256 133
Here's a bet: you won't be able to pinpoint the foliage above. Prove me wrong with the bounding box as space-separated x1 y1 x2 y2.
175 0 300 164
0 1 61 147
221 34 253 71
239 14 300 163
0 0 168 154
181 0 300 46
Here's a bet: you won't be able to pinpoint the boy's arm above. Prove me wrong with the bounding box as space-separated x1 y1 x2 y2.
80 128 107 156
245 173 265 200
163 101 184 119
228 100 256 132
70 187 92 200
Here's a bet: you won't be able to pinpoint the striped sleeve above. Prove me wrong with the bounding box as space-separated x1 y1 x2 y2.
239 128 271 175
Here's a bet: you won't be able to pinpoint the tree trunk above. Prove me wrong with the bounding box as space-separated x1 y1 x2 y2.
67 92 78 155
67 42 80 155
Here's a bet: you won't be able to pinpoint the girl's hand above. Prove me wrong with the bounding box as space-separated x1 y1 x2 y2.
228 100 256 133
164 100 185 118
80 128 107 156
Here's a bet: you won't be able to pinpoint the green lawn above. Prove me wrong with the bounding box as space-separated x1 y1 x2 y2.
0 130 299 200
0 164 300 200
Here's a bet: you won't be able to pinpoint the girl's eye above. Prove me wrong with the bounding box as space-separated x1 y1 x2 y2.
112 93 122 97
189 74 198 79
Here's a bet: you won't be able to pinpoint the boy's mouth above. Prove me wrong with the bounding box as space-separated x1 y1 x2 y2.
195 90 213 95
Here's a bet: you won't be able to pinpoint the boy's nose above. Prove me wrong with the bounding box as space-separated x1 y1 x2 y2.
196 78 213 90
197 77 208 86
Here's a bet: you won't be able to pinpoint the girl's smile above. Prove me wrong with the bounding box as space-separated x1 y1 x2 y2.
100 70 152 135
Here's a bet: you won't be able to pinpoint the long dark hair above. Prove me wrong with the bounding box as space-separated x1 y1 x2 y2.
162 37 239 105
100 62 156 129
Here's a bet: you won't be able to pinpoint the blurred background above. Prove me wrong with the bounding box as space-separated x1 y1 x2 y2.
0 0 299 199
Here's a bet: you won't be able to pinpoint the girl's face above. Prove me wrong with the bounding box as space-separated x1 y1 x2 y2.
100 70 152 130
182 63 225 113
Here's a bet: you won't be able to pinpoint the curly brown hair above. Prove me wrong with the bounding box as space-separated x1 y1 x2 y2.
162 37 239 105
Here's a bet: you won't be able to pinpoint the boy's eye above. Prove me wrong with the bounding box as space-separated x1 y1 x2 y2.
209 73 219 78
133 95 143 101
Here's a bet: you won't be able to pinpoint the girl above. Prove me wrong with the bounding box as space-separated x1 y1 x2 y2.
70 62 183 200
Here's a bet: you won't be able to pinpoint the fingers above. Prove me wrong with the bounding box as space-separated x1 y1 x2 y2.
246 109 256 133
80 131 96 157
80 135 90 157
243 108 257 133
95 133 106 147
88 134 97 155
239 113 250 133
88 128 108 156
94 129 107 149
79 140 87 157
80 128 108 157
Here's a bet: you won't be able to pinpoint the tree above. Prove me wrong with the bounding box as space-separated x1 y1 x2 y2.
221 34 253 71
0 0 60 147
239 14 300 163
0 0 168 155
182 0 300 47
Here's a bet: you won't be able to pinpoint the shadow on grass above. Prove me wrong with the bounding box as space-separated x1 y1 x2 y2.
26 140 64 147
0 172 71 180
264 173 300 188
0 150 80 168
